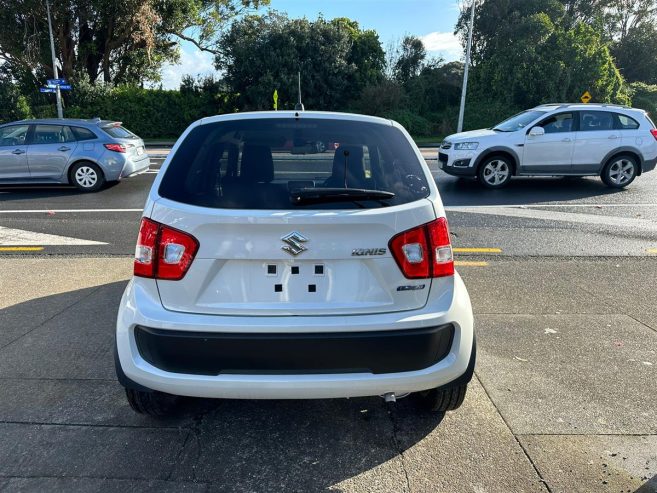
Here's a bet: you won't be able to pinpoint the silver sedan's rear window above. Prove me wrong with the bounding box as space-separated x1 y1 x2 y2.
159 118 430 210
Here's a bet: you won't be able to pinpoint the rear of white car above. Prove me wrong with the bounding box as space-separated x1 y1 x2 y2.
115 111 475 416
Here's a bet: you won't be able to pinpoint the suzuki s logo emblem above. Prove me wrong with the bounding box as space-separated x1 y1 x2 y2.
281 231 308 256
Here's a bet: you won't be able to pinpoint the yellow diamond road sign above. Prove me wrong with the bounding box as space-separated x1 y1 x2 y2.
581 91 592 104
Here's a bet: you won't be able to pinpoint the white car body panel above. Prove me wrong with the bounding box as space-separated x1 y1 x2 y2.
117 110 474 400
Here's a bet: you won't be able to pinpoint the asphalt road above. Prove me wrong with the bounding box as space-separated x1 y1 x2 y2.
1 147 656 257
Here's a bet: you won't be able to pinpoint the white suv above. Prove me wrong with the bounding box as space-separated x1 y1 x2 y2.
439 103 657 188
115 111 475 416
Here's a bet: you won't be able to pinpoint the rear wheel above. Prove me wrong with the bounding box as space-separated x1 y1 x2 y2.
125 388 180 417
601 155 638 188
412 384 468 412
70 161 105 192
477 156 512 189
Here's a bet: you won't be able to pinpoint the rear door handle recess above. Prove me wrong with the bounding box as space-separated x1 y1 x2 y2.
58 146 71 151
11 149 25 155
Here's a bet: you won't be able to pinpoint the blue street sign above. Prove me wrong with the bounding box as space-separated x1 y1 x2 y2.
58 84 72 90
40 87 57 93
47 78 67 86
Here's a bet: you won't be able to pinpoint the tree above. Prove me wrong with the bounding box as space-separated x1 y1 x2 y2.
612 23 657 84
392 36 426 84
216 13 385 110
455 0 629 107
0 0 268 86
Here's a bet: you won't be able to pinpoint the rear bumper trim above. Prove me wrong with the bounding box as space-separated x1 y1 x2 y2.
134 324 455 376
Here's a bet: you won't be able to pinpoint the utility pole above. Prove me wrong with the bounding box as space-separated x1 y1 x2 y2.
46 0 63 118
457 0 476 133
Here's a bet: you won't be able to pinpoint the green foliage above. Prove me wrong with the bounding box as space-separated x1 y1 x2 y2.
457 0 630 112
216 13 385 110
629 82 657 118
612 23 657 85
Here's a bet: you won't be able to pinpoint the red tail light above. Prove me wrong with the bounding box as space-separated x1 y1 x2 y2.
389 217 454 279
134 218 199 280
650 129 657 141
104 143 126 153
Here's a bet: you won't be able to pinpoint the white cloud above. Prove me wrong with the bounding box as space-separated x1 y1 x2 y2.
420 31 462 62
158 46 215 89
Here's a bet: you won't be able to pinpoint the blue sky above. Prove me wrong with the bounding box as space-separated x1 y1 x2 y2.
160 0 463 88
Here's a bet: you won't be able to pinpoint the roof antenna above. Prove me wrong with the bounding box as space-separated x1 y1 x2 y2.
294 72 304 111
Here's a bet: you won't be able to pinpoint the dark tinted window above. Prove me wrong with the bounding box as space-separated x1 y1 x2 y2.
0 125 29 146
579 111 614 131
32 124 75 144
538 113 574 133
159 118 430 210
101 125 136 139
613 113 640 130
70 126 98 141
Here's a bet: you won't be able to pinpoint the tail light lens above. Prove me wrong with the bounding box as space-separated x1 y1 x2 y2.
134 218 199 280
650 129 657 141
389 217 454 279
104 143 126 153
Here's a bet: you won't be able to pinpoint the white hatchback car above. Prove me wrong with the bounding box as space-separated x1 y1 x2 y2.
439 103 657 188
115 111 475 416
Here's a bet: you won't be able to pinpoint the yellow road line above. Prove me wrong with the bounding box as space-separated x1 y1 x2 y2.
454 260 489 267
453 247 502 253
648 248 657 254
0 246 45 252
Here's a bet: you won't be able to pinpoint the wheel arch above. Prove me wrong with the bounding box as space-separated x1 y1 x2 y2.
474 147 520 176
601 148 643 176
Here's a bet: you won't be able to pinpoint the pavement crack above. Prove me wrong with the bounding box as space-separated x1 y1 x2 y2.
474 373 553 493
386 403 412 493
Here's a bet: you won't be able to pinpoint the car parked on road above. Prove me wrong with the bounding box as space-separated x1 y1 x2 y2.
439 103 657 189
115 110 476 416
0 118 150 192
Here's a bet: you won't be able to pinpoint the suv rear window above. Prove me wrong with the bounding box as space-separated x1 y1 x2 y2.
159 118 430 210
613 113 640 130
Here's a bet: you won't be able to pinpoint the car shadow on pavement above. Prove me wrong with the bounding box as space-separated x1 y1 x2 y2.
0 281 445 489
0 181 121 201
437 175 626 206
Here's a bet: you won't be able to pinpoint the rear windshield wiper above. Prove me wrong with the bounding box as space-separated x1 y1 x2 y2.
290 188 395 206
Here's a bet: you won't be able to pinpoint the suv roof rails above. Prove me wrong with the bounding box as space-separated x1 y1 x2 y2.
535 102 633 110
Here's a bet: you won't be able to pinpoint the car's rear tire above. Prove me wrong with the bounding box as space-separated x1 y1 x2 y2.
412 384 468 412
477 155 513 189
125 388 180 417
601 155 638 188
70 161 105 192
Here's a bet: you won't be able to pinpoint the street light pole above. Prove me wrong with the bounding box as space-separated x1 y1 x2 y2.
457 0 476 133
45 0 63 118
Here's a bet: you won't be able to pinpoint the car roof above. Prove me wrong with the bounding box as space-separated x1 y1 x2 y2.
533 103 645 114
0 118 112 127
199 110 394 127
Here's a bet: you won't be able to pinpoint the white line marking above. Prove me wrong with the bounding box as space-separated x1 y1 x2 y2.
0 209 143 213
448 206 657 231
0 226 107 245
445 203 657 209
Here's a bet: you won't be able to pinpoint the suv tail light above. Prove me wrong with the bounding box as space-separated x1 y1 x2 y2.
650 129 657 141
134 218 199 280
104 143 126 153
389 217 454 279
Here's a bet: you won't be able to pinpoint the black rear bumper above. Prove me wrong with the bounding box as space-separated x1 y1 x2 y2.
133 324 455 376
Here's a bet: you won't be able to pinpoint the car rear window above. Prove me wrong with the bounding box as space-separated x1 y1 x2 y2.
70 126 98 141
101 125 136 139
158 117 431 210
613 113 640 130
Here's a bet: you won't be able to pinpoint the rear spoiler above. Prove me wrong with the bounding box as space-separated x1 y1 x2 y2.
98 120 123 128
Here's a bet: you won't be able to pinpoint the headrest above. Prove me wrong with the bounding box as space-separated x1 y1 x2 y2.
331 145 365 186
240 144 274 183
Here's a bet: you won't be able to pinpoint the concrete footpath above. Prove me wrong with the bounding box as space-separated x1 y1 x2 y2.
0 257 655 492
